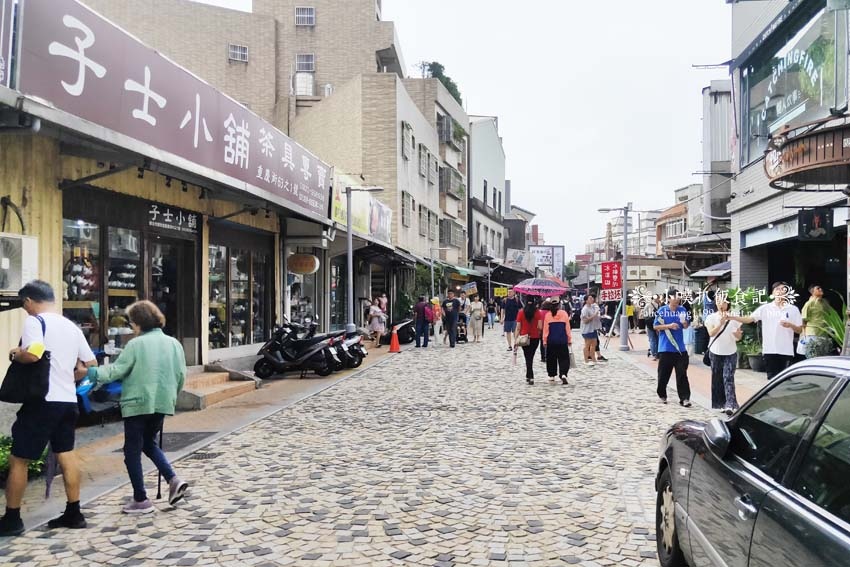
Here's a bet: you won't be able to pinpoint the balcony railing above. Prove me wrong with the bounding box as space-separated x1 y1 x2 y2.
439 166 465 199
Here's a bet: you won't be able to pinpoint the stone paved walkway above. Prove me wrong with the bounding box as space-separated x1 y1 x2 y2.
0 336 709 566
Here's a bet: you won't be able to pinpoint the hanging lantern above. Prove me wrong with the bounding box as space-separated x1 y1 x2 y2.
288 254 320 275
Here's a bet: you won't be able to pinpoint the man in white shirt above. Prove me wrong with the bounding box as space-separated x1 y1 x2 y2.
0 281 97 537
730 281 803 380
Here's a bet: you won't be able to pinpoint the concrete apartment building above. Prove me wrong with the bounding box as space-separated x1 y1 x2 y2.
468 116 506 267
84 0 404 133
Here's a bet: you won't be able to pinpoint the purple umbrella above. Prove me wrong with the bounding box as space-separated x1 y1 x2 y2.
513 278 568 297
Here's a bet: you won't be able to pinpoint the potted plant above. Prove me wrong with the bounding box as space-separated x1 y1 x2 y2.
741 336 765 372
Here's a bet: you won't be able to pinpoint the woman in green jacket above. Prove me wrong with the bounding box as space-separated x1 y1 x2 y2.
85 300 188 514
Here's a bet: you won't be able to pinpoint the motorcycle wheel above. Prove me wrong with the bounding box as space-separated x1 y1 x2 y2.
399 326 415 344
345 352 364 369
253 359 276 379
315 362 333 377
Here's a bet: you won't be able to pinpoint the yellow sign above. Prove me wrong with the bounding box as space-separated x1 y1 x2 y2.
494 287 508 297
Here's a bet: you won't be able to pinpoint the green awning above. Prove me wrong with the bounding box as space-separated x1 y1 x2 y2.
438 261 483 278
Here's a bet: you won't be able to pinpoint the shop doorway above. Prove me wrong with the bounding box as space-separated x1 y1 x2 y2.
149 235 199 365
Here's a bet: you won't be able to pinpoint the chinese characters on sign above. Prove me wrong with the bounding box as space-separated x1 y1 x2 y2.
599 289 622 303
600 261 622 290
628 285 801 314
147 203 198 235
18 0 331 221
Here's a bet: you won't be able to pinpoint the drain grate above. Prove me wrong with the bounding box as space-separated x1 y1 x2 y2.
186 452 224 461
113 431 217 453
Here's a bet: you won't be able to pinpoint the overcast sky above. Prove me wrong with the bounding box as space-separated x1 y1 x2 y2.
194 0 732 260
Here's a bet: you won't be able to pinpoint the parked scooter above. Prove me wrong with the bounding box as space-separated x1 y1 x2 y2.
379 318 416 345
298 319 367 369
253 320 339 379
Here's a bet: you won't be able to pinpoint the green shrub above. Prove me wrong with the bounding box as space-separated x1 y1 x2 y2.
0 436 48 481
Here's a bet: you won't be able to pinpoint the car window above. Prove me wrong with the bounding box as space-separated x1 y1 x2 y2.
730 373 836 481
792 384 850 524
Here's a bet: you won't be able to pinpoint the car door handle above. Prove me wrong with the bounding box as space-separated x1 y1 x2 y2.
734 496 758 521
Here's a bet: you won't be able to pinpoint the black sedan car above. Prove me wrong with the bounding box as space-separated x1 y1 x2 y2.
656 357 850 567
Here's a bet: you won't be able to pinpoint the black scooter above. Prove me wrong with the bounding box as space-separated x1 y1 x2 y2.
253 320 339 379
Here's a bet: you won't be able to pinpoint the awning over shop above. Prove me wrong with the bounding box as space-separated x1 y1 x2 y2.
355 243 416 266
690 261 732 279
438 261 483 278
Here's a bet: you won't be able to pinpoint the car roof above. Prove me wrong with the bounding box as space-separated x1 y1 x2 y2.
786 356 850 374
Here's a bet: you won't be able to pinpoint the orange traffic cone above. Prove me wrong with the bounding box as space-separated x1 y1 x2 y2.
389 326 401 353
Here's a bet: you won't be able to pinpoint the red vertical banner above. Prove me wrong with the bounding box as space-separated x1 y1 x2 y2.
601 262 622 290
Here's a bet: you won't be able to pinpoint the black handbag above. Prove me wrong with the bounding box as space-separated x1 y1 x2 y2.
0 316 51 404
703 320 730 367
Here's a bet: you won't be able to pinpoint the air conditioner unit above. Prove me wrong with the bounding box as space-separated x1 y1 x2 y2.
0 233 38 293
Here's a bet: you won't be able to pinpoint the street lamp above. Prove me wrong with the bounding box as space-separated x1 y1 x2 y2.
344 185 383 333
598 204 632 351
430 247 450 300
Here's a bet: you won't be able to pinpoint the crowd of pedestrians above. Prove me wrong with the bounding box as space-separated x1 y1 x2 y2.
0 281 189 537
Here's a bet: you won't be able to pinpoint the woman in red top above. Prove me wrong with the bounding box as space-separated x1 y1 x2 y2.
515 298 545 384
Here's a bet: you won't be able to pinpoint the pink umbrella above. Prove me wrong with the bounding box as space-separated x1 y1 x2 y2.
513 278 568 297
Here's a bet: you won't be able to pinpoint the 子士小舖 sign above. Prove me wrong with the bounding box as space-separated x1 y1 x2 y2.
600 262 622 290
147 203 198 235
18 0 331 222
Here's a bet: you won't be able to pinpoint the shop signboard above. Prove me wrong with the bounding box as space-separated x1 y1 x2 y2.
599 288 622 303
600 261 622 290
493 287 508 298
147 203 198 235
798 207 834 240
330 177 392 244
288 253 320 275
462 282 478 296
528 245 565 279
17 0 331 221
0 0 14 87
529 245 553 268
504 248 534 271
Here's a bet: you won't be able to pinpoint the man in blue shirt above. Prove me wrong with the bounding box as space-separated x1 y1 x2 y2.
501 289 523 351
653 290 692 407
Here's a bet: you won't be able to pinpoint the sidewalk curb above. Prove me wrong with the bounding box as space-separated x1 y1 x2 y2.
18 347 408 537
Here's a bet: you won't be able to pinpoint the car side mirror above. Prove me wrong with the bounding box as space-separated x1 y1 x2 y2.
702 417 731 458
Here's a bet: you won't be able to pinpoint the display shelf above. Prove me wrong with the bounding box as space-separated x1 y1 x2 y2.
64 301 97 309
108 289 138 297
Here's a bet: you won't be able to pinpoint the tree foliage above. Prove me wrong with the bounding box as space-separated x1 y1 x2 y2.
427 62 463 106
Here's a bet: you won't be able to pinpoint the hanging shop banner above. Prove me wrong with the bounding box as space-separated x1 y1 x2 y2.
462 282 478 296
600 261 622 290
504 248 534 272
146 202 199 235
599 288 623 303
493 287 508 298
529 245 553 268
0 0 14 87
331 175 392 245
17 0 331 221
288 253 320 275
798 207 834 240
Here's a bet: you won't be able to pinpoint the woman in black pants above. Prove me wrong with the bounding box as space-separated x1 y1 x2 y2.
515 299 544 385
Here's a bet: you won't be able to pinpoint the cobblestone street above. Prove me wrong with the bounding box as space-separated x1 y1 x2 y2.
0 336 709 566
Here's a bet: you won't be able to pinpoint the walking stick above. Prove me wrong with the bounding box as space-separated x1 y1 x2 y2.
156 424 164 499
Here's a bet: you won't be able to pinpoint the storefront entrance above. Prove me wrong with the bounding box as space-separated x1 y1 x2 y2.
63 186 201 364
149 235 198 359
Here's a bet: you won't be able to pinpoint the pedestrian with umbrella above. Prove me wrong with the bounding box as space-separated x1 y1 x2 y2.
514 297 545 384
543 299 571 384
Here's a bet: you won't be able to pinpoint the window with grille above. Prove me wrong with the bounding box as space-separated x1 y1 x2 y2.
295 6 316 26
428 156 437 185
429 211 438 241
402 192 412 227
419 145 428 177
401 122 412 160
419 206 427 236
296 54 315 72
228 44 248 62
